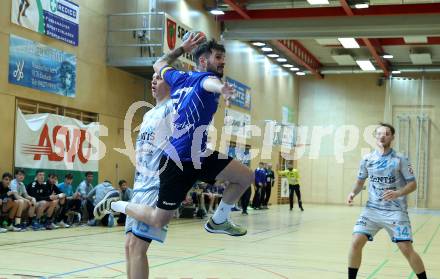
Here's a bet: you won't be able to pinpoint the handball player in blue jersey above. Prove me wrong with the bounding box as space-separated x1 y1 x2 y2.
346 123 428 279
98 33 253 240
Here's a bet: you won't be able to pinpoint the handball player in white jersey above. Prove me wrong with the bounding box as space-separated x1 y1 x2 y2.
346 123 428 279
95 72 173 278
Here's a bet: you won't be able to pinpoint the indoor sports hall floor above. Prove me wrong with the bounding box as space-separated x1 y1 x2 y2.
1 204 439 279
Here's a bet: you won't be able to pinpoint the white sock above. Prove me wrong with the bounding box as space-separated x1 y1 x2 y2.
111 201 128 214
212 201 234 224
15 218 21 225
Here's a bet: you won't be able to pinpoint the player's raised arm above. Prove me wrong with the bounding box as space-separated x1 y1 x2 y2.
153 32 206 74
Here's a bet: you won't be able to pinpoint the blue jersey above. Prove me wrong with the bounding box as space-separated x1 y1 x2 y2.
358 149 416 212
58 182 73 197
160 66 221 162
255 168 267 185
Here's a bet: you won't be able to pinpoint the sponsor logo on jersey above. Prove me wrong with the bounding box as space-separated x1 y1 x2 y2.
369 175 396 184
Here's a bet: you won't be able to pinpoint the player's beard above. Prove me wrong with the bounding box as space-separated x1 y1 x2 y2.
206 62 224 78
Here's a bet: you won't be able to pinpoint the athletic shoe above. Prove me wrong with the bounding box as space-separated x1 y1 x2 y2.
107 214 115 227
68 212 81 225
17 223 28 231
74 212 81 224
242 211 248 215
6 224 22 232
93 189 120 220
45 222 57 230
204 217 247 236
31 220 42 231
87 219 97 226
0 227 7 233
56 221 70 228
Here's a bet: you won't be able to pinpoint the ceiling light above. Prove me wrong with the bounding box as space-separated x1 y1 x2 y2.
404 36 428 44
338 38 360 49
383 54 393 59
296 71 306 76
267 54 279 58
409 49 432 65
282 64 294 68
315 38 340 45
276 58 287 62
290 67 300 71
356 60 376 71
307 0 329 4
252 42 265 47
392 70 401 74
331 51 357 66
354 3 369 9
349 0 370 9
261 47 272 52
210 9 224 15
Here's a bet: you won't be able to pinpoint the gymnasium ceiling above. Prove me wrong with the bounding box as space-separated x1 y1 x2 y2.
205 0 440 78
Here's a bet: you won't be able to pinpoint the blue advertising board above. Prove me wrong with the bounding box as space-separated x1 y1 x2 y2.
9 34 77 97
226 77 251 110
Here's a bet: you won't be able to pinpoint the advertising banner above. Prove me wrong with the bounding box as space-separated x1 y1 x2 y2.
11 0 79 46
163 13 196 68
224 108 252 139
9 34 77 97
15 109 99 173
226 77 251 110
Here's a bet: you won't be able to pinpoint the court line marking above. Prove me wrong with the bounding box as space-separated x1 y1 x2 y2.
0 229 125 248
364 216 433 278
407 222 440 279
209 254 290 279
248 214 345 243
149 248 225 268
44 260 125 279
24 249 125 275
0 266 57 277
0 219 203 248
46 248 225 278
366 259 389 279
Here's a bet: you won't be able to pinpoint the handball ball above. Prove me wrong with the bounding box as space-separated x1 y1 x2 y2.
182 31 207 43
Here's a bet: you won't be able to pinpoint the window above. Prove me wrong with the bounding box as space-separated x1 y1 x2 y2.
16 99 98 124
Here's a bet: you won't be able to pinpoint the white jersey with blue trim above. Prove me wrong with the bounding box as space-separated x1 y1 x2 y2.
134 99 173 191
358 149 416 212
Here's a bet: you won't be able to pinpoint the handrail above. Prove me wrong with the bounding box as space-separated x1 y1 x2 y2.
107 11 165 70
109 28 163 32
108 12 165 16
108 43 163 47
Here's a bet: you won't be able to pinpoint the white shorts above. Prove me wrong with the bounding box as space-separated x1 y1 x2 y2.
125 187 167 243
353 207 413 243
